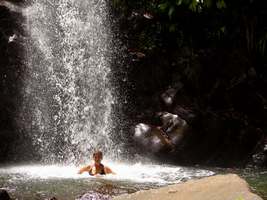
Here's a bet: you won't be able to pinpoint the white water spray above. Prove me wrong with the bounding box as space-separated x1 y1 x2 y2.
0 164 214 185
18 0 117 163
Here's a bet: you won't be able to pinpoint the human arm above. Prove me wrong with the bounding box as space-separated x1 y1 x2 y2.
78 165 91 174
104 166 116 175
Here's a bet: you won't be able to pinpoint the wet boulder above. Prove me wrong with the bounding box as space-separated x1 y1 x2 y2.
157 112 187 133
157 112 188 145
173 106 196 123
0 189 11 200
250 138 267 167
134 114 188 153
160 88 178 106
160 84 183 106
76 192 111 200
264 144 267 166
134 123 173 153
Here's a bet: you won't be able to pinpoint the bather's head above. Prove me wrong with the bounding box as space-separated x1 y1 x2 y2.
92 151 103 164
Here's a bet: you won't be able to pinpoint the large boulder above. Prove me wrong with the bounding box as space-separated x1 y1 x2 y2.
0 189 11 200
113 174 263 200
133 112 188 153
134 123 173 153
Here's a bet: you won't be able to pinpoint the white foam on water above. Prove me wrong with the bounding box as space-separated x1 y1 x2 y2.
0 163 214 185
106 162 214 185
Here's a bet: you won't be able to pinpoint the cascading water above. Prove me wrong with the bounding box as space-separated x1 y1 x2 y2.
0 2 265 200
18 0 117 163
0 1 216 199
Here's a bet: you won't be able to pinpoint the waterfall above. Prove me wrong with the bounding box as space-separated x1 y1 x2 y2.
19 0 117 163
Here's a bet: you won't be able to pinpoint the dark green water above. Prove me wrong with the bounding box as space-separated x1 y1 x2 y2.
241 169 267 200
210 167 267 200
0 176 144 199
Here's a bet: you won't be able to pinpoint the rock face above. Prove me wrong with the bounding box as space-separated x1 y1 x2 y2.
0 189 11 200
0 0 39 163
0 1 23 163
113 174 263 200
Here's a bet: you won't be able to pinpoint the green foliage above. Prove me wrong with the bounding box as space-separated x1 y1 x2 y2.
257 32 267 56
111 0 267 62
189 0 198 12
176 0 183 6
158 1 177 19
168 6 175 19
169 24 177 33
204 0 213 8
158 2 169 12
216 0 226 9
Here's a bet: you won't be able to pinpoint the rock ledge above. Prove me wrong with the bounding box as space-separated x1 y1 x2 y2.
113 174 262 200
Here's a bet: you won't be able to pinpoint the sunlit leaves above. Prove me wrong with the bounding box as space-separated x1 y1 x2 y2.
168 6 175 19
157 0 227 20
158 2 169 12
176 0 183 6
216 0 226 9
201 0 226 9
189 0 198 11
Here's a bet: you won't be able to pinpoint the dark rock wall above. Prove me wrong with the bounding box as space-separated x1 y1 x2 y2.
0 3 37 163
110 4 267 167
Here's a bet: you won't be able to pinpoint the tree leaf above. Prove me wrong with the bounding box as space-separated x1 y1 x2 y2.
176 0 183 6
216 0 226 9
204 0 212 8
189 0 198 11
169 24 177 32
168 6 175 19
158 2 169 12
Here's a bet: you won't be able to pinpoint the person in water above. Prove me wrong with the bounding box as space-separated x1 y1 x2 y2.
78 151 115 176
